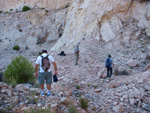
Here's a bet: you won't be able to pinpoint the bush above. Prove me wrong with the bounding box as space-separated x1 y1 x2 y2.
4 56 35 85
75 85 80 89
92 85 97 88
26 106 51 113
22 6 31 12
79 98 89 110
65 4 69 8
87 83 91 87
114 69 129 76
120 70 129 75
69 104 76 113
13 45 20 51
39 52 42 55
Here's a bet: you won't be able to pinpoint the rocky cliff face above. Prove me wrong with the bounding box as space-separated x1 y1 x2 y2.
0 0 71 12
52 0 150 50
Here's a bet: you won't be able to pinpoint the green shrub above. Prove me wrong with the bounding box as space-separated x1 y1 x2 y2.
22 6 31 12
4 56 35 84
75 84 80 89
92 85 97 88
38 52 42 55
69 104 76 113
87 83 91 87
13 45 20 51
120 70 129 75
92 107 96 111
79 98 89 110
130 66 134 69
5 12 9 14
0 11 3 13
65 4 69 8
26 106 51 113
25 46 29 50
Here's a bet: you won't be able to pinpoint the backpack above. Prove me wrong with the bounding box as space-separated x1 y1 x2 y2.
41 55 50 71
105 58 111 68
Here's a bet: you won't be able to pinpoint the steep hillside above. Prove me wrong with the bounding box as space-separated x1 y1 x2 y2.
0 0 150 72
0 0 150 112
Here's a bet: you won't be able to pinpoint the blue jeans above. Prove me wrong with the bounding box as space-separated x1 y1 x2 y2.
107 67 112 78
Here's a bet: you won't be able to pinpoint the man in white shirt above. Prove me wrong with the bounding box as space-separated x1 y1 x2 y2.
35 50 58 96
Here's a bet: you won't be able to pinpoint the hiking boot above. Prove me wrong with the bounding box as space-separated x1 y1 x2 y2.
40 92 45 96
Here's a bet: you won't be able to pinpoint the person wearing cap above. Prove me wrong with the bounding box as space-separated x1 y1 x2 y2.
35 50 58 96
105 54 114 78
74 42 80 65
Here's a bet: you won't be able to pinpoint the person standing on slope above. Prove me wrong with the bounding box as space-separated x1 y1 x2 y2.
74 42 80 65
35 50 58 96
105 54 114 78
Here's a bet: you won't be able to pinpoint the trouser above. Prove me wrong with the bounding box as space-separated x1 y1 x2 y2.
107 67 112 78
75 53 79 65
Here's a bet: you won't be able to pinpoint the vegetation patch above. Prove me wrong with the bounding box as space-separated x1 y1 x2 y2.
75 84 81 89
87 83 91 87
4 12 9 14
22 6 31 12
13 45 20 51
69 104 76 113
114 69 129 76
38 52 42 55
4 56 35 85
120 70 129 75
79 98 89 110
19 29 22 32
25 106 53 113
65 4 70 9
92 85 97 88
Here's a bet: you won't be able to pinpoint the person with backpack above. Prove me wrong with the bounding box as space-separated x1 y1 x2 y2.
74 42 80 65
105 54 114 78
35 50 58 96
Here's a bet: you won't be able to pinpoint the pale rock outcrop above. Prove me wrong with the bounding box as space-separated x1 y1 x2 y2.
108 82 121 88
51 0 133 51
51 103 58 111
113 104 124 113
127 59 139 67
94 88 102 93
129 88 141 98
0 0 71 12
61 97 72 105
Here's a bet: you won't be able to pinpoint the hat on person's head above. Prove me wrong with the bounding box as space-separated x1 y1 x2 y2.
108 54 111 58
42 50 47 53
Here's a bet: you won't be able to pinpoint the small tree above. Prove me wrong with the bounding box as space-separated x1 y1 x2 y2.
4 56 35 85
